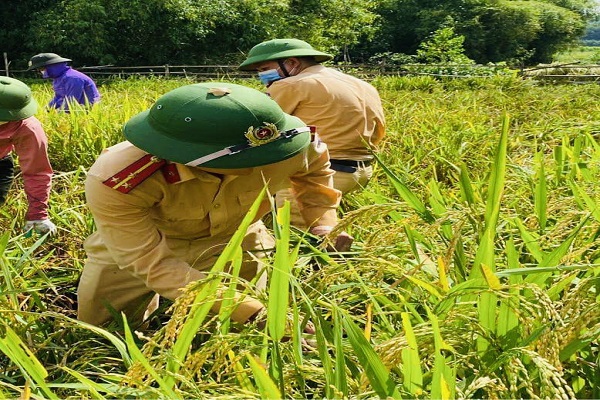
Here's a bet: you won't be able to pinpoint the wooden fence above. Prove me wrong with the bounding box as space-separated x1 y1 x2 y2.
518 62 600 82
2 62 600 82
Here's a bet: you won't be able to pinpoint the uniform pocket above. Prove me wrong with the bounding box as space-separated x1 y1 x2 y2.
237 189 264 206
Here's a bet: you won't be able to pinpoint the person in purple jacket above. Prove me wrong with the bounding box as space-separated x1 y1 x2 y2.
28 53 100 112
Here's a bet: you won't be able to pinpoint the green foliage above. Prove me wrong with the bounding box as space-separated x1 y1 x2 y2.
526 1 589 63
0 0 52 67
285 0 379 61
2 0 597 69
369 0 595 65
27 0 228 66
27 0 110 65
0 77 599 398
368 52 417 66
554 45 600 62
8 0 379 68
416 24 474 64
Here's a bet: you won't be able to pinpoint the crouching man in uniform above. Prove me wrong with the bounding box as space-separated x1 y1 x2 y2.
77 82 352 327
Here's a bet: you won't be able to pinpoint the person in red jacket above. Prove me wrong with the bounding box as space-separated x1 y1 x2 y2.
0 77 56 235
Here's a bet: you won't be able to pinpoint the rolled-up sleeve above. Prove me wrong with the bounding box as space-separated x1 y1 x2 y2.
290 138 340 227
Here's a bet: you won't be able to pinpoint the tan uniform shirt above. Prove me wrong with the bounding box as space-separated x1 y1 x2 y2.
82 139 339 321
268 65 386 161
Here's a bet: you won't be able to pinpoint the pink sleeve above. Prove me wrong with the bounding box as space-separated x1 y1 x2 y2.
12 118 53 220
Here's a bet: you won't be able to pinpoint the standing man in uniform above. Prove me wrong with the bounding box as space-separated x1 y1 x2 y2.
28 53 101 112
239 38 386 227
78 82 352 327
0 77 56 235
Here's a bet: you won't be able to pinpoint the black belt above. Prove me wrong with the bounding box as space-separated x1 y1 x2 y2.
330 159 372 167
330 159 372 173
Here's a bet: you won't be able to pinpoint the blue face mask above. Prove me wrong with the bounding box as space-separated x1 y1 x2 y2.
257 69 282 85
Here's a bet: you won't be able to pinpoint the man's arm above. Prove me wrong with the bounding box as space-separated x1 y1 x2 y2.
370 91 387 147
85 176 263 322
83 79 101 105
12 119 52 221
289 137 354 251
86 176 208 299
288 137 340 228
267 80 302 115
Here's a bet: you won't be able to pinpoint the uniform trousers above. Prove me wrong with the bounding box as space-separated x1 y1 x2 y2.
77 221 273 327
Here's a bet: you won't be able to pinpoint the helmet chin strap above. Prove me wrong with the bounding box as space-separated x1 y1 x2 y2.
184 126 311 167
277 60 291 77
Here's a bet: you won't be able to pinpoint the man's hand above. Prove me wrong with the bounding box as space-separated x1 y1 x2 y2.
23 219 57 236
309 225 354 252
332 231 354 252
246 308 316 349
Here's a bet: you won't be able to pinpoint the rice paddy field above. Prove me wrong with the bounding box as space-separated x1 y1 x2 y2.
0 75 599 399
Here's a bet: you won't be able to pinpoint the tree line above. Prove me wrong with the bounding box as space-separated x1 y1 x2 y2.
2 0 597 70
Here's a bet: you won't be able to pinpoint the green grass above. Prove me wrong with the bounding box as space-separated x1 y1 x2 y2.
553 45 600 63
0 75 599 398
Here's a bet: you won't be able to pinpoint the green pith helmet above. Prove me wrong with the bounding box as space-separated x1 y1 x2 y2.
28 53 72 70
124 82 311 168
239 38 332 71
0 77 38 121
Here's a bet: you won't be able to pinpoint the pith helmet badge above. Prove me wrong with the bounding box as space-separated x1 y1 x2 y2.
245 122 281 146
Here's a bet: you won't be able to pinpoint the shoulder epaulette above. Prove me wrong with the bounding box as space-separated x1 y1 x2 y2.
309 125 317 142
161 163 181 183
103 154 166 193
